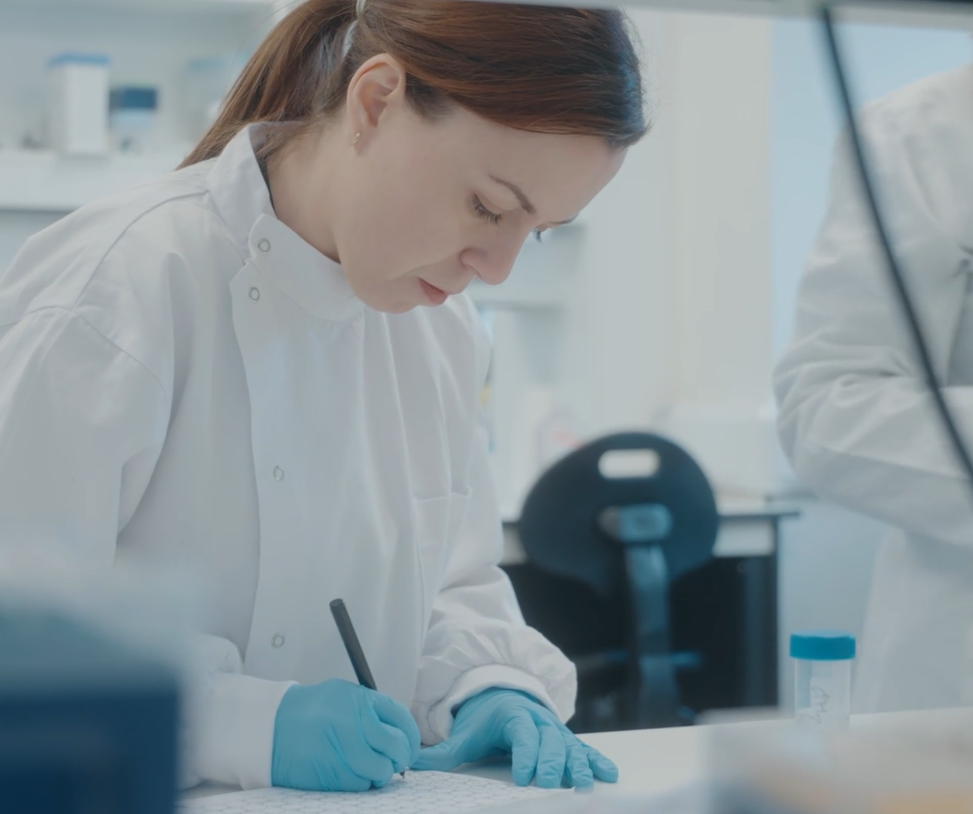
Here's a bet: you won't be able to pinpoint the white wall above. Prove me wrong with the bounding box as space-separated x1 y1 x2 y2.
485 9 779 512
560 9 677 438
579 10 774 441
494 10 781 502
654 11 782 495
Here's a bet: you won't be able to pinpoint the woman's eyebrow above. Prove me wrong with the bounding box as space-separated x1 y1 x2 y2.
489 175 577 225
489 175 536 215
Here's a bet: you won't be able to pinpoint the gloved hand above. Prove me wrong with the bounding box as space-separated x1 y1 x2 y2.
271 679 421 792
412 688 618 789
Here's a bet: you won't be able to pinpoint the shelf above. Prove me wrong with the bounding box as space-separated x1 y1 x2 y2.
0 150 187 212
0 0 273 15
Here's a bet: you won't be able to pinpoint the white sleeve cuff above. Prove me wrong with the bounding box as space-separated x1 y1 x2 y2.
194 671 295 789
423 664 565 745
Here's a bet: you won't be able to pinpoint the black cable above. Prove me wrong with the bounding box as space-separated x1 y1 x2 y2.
818 5 973 496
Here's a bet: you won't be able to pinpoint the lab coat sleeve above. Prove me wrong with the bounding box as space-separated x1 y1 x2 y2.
0 307 167 569
411 311 577 745
774 110 973 548
0 306 289 790
183 634 294 790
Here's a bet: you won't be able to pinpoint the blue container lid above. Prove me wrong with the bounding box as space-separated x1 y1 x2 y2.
790 630 856 661
110 87 159 111
48 53 111 67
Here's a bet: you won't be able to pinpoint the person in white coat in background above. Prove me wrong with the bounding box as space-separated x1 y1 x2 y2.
0 0 646 793
775 63 973 714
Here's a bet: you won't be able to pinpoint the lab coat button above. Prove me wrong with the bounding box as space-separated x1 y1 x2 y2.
273 466 285 482
258 239 271 253
271 634 285 648
249 287 261 302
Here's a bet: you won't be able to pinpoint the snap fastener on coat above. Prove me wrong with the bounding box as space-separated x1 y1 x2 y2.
271 634 285 648
249 287 261 302
273 466 285 482
258 239 271 253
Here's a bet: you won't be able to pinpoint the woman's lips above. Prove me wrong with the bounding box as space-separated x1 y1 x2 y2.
419 278 449 305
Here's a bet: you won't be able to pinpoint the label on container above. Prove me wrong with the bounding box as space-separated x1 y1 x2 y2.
797 680 850 728
797 677 832 726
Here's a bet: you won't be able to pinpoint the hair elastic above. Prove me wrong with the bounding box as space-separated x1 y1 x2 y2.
341 0 368 61
341 20 359 61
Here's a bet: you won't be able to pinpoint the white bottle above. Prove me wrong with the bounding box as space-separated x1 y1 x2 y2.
48 53 111 156
791 630 855 729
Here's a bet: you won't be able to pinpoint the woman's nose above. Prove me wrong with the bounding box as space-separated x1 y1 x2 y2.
466 234 523 287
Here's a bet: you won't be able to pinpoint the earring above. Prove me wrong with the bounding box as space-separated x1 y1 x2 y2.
352 132 361 145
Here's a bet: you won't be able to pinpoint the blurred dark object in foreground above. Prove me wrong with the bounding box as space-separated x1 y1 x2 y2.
0 608 180 814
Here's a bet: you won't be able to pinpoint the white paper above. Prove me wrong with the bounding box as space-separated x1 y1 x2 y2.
179 772 570 814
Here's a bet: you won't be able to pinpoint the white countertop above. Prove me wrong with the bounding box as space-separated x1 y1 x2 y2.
185 709 973 810
182 724 706 806
448 726 704 800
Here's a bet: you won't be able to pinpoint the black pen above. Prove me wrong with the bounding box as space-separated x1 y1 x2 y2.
330 598 407 779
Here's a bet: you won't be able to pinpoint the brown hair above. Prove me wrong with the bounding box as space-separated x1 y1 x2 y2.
180 0 647 168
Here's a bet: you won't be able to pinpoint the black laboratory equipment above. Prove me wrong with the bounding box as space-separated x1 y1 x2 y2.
0 606 180 814
505 432 723 732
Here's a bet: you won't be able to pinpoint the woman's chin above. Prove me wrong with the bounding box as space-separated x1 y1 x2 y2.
363 294 420 315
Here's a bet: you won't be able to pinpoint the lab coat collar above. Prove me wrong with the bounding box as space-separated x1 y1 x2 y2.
248 214 362 322
207 124 275 250
208 124 363 323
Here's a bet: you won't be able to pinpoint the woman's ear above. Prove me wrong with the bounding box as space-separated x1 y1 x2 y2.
346 54 407 145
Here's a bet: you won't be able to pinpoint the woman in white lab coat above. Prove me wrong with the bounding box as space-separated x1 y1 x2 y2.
0 0 645 793
775 64 973 713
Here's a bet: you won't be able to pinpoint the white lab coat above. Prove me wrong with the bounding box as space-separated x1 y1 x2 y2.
775 64 973 713
0 125 576 788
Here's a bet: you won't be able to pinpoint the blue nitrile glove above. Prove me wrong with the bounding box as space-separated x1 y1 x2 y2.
412 688 618 789
271 679 421 792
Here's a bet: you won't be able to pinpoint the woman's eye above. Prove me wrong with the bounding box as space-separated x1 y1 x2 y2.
472 194 550 241
472 195 502 225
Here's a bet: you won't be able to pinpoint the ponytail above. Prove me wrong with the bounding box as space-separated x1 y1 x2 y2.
180 0 357 167
180 0 647 169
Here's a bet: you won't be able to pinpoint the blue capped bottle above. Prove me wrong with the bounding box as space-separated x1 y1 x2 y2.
790 630 856 728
